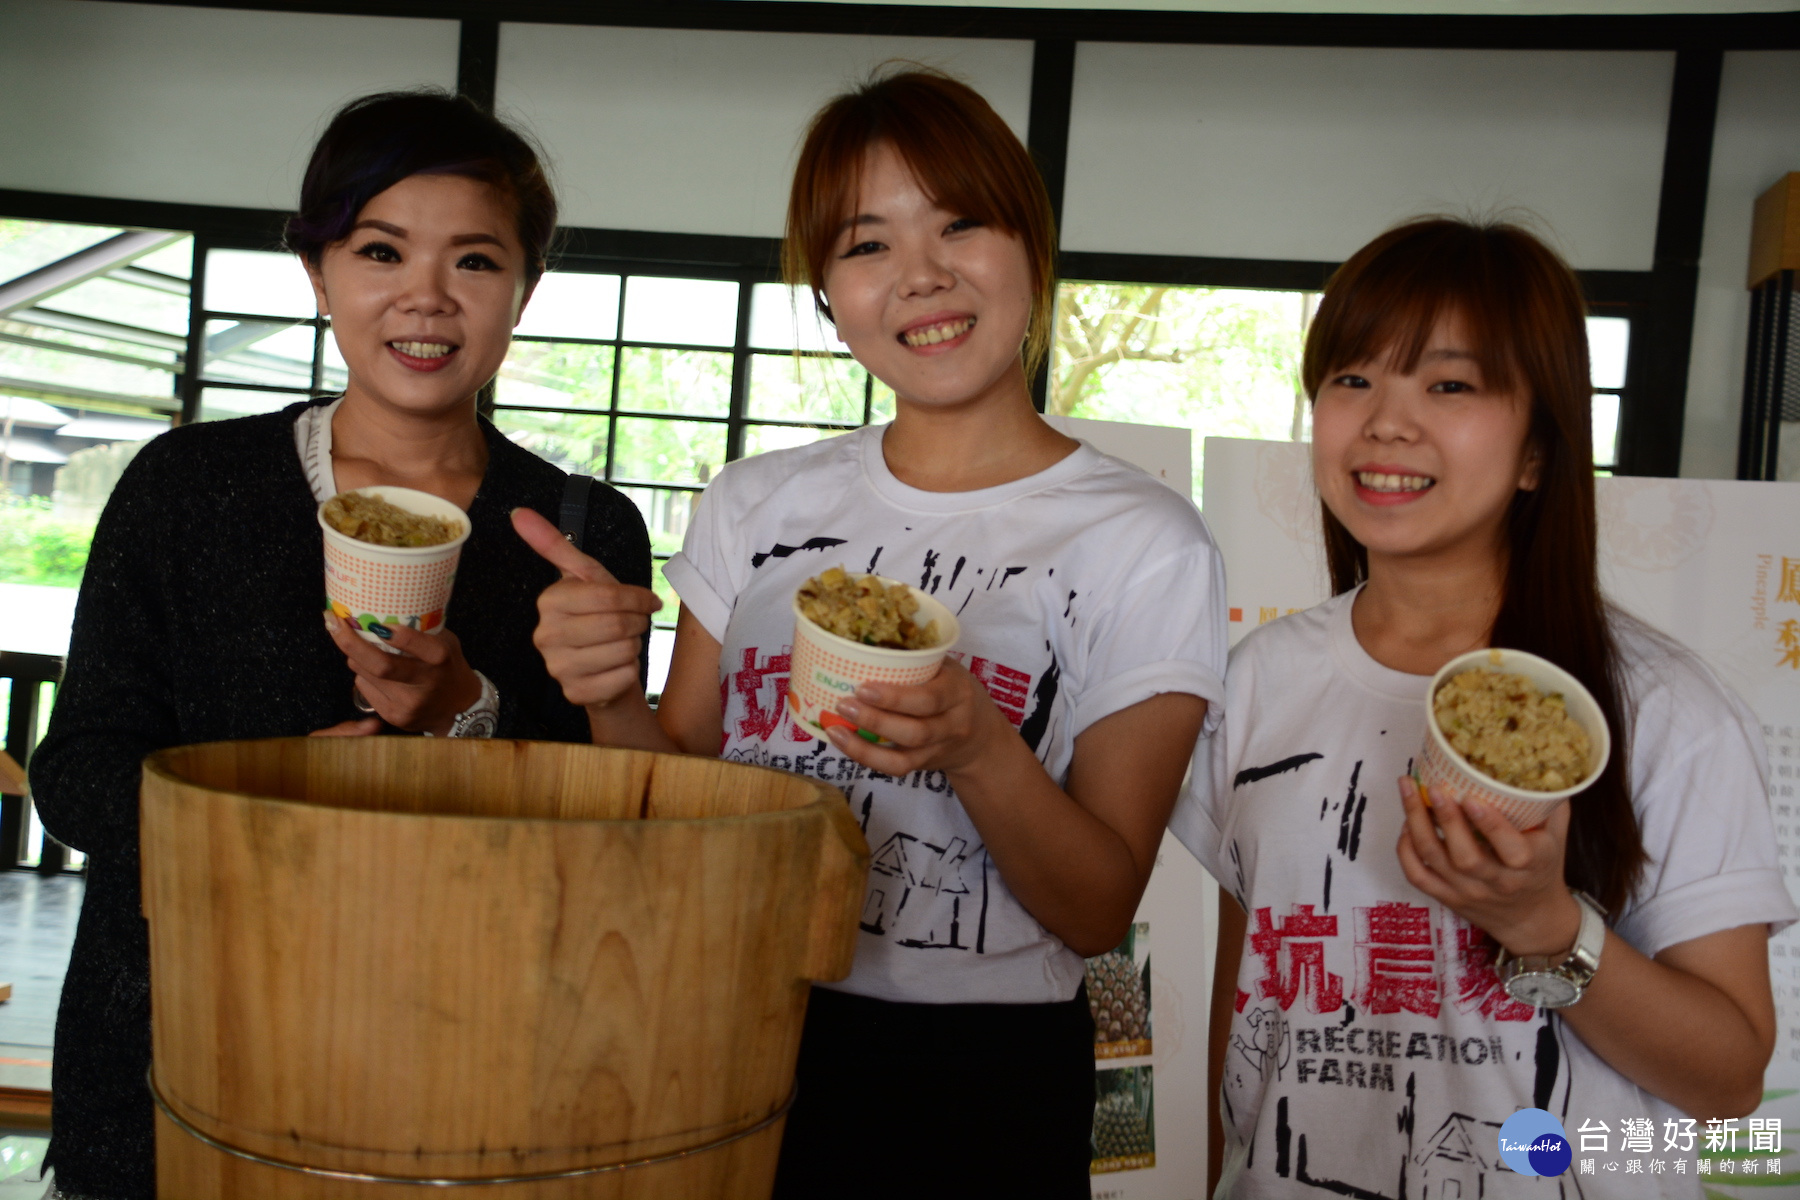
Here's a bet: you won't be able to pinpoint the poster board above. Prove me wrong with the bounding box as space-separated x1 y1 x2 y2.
1044 416 1219 1198
1201 435 1800 1194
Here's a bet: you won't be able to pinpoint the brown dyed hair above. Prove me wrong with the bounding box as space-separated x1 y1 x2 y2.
1304 217 1644 914
783 67 1057 374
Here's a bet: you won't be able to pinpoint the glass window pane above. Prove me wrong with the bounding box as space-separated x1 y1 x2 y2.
198 387 299 423
650 563 679 626
204 248 317 319
1587 317 1629 391
615 485 697 559
871 377 896 422
1053 282 1314 495
320 324 348 394
491 407 609 477
0 327 178 405
497 342 615 410
0 219 123 284
50 416 168 524
515 272 620 340
749 283 848 353
132 236 194 280
201 319 315 388
747 353 866 423
743 423 842 458
611 417 725 486
621 277 737 348
647 626 674 697
617 348 731 417
1592 392 1621 466
42 275 188 339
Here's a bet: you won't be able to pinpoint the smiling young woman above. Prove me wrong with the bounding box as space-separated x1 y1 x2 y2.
513 69 1229 1196
1172 219 1796 1200
28 91 650 1200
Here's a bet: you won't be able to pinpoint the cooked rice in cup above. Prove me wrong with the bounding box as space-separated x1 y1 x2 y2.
322 491 462 548
1432 654 1593 792
797 566 941 650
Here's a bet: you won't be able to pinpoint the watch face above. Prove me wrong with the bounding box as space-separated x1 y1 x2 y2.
456 711 498 739
1505 972 1579 1009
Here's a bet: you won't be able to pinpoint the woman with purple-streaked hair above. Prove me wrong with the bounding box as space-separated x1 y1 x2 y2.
29 90 649 1199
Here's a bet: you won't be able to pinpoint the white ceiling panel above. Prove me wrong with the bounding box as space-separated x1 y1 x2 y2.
1061 43 1675 271
0 0 458 210
497 24 1034 237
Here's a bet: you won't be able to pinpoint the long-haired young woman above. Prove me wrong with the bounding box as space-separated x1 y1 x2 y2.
1174 218 1795 1199
518 69 1227 1196
30 91 649 1199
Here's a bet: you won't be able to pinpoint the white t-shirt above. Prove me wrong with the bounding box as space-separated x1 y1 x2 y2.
665 423 1228 1005
1170 589 1797 1199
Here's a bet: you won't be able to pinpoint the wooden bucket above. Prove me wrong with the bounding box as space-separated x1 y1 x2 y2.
140 738 869 1199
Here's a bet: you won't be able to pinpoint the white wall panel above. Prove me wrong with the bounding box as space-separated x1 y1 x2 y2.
0 0 457 211
1679 52 1800 479
1061 43 1673 271
496 25 1033 237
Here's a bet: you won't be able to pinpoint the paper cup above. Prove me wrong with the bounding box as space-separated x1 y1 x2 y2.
318 486 471 653
786 579 960 745
1417 648 1612 830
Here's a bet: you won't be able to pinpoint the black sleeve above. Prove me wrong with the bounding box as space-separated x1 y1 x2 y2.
585 481 656 688
29 446 180 862
486 479 653 741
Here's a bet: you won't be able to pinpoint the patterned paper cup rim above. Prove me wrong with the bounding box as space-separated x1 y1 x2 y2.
317 486 471 563
789 577 960 667
1423 648 1612 807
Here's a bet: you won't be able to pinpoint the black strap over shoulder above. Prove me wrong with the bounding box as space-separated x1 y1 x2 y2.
559 474 595 554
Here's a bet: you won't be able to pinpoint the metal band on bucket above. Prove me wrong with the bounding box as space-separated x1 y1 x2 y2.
148 1068 796 1186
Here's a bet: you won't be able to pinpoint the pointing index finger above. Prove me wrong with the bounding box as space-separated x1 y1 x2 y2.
512 506 617 583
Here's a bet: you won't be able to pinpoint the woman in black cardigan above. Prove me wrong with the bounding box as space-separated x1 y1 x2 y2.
29 92 651 1200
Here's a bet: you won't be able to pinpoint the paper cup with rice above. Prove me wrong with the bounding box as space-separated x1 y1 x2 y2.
318 486 470 653
787 567 960 745
1416 648 1611 830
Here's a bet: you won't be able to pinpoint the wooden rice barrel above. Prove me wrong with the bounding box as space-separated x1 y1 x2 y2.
140 738 869 1199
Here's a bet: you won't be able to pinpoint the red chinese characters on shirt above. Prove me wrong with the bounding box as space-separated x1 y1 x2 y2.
726 647 808 744
960 655 1031 728
1449 917 1536 1021
1250 900 1531 1022
1354 902 1440 1017
724 646 1037 743
1251 905 1345 1013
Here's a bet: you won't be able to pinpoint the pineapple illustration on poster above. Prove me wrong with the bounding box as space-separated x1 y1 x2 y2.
1093 1066 1157 1174
1089 922 1151 1059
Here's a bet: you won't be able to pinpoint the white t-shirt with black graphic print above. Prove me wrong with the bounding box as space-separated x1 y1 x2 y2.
664 423 1227 1006
1170 590 1797 1199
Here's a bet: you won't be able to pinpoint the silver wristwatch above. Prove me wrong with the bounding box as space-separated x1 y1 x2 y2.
425 671 499 739
1495 890 1607 1008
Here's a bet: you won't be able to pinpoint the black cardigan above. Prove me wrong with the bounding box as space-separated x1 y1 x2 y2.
29 400 650 1200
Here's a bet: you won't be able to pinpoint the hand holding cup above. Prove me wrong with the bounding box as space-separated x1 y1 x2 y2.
512 507 662 708
326 615 482 734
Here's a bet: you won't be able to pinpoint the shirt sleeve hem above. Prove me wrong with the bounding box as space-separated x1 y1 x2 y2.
662 553 731 643
1168 796 1226 882
1613 867 1800 958
1068 661 1226 744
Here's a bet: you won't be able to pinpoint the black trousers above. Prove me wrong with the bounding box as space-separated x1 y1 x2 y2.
772 984 1095 1200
